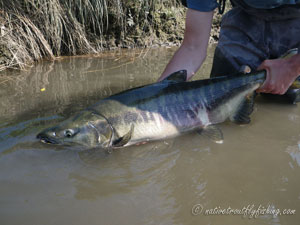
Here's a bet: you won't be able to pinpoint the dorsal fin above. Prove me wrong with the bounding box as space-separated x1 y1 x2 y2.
162 70 187 82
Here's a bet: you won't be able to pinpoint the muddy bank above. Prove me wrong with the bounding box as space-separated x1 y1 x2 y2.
0 0 231 71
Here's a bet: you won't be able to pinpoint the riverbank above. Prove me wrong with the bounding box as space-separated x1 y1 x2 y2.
0 0 230 71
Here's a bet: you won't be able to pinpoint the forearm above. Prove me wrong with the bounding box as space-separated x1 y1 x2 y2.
157 9 213 81
159 42 207 81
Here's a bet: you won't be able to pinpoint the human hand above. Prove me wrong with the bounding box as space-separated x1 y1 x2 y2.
256 57 300 95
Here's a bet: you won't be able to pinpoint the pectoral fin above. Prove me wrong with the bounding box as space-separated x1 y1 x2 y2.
230 93 256 124
197 125 224 144
112 125 134 148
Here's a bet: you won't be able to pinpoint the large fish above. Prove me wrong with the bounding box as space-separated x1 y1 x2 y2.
37 69 300 149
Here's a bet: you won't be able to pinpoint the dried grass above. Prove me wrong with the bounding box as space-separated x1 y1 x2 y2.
0 0 184 71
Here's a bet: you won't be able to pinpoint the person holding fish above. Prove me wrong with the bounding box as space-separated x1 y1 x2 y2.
159 0 300 98
37 0 300 148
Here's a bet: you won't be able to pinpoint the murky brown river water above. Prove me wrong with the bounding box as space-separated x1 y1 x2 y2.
0 46 299 225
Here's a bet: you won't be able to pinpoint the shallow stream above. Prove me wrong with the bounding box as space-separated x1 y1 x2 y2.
0 47 299 225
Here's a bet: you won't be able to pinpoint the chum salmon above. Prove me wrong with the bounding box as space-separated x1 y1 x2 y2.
37 67 300 149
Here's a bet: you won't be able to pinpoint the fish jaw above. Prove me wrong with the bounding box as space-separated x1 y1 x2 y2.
37 131 60 145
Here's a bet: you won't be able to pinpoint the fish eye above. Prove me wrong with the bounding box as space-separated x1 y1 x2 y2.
64 129 74 138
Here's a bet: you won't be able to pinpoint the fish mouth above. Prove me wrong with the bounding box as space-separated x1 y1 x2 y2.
37 133 59 144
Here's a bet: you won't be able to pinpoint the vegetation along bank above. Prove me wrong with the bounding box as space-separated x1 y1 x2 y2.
0 0 226 71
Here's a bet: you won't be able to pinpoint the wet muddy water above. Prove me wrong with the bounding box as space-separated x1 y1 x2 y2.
0 47 299 225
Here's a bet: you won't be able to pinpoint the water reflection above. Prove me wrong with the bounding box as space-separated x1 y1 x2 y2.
72 142 178 199
0 48 189 122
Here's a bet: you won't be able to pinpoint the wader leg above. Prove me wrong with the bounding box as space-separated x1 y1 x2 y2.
210 47 239 78
210 8 268 78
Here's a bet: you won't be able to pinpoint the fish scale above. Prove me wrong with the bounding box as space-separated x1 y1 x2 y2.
92 71 266 144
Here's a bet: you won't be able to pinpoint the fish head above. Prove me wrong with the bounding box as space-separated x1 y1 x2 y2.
37 111 113 148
